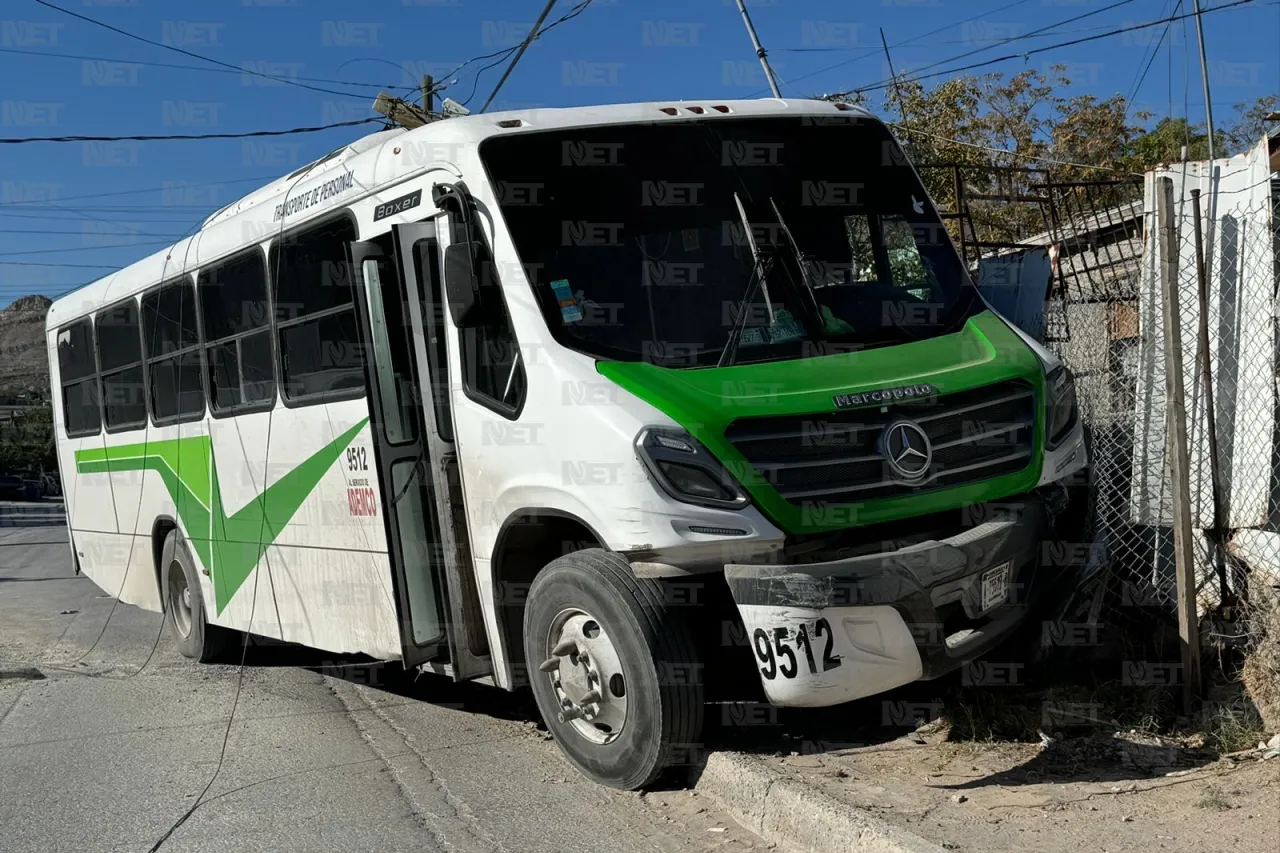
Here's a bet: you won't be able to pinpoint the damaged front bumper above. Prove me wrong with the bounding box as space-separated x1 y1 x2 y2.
724 492 1070 708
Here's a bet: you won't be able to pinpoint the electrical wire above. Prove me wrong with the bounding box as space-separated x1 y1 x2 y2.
1124 0 1181 119
0 240 176 256
0 260 127 268
828 0 1261 99
885 123 1147 176
0 46 399 89
852 0 1142 95
1 116 383 145
142 146 333 853
469 0 597 109
0 176 277 207
756 0 1039 93
31 0 374 100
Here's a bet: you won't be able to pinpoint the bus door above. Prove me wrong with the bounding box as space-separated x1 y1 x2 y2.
347 223 491 679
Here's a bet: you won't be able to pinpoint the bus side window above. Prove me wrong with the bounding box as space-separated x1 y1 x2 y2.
198 248 275 414
446 210 525 418
142 278 206 426
57 317 102 437
95 298 146 431
270 215 366 403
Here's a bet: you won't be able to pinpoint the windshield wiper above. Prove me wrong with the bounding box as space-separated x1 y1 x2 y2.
768 197 824 322
719 193 777 368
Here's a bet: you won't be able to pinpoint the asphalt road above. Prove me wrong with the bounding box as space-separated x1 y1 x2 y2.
0 523 761 853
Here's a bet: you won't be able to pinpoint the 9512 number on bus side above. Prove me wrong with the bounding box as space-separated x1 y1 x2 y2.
752 618 842 681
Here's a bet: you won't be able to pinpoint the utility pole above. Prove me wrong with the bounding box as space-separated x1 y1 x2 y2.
1191 0 1216 163
422 75 434 114
1157 175 1204 714
733 0 781 99
480 0 556 114
880 28 911 132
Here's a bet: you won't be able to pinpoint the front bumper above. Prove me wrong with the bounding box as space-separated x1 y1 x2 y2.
724 493 1064 708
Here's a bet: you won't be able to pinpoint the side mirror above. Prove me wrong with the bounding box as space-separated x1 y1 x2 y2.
442 241 486 327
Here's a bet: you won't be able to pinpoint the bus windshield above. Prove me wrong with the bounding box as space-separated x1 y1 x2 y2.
480 115 982 368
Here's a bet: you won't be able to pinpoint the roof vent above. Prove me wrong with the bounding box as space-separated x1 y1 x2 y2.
833 102 854 111
686 106 705 115
711 105 731 113
659 107 678 115
497 119 523 128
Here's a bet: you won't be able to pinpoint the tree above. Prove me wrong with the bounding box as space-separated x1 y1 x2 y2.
0 407 56 472
1127 117 1220 168
1222 95 1279 155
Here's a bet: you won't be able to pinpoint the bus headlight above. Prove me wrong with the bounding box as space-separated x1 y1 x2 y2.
1045 366 1079 450
635 428 749 510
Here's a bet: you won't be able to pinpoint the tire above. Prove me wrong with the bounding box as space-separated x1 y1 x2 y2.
160 529 233 663
523 549 704 790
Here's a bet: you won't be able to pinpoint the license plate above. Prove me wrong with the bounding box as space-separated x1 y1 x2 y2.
980 562 1011 611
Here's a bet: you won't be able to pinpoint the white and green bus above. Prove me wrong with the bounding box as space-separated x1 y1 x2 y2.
48 99 1088 789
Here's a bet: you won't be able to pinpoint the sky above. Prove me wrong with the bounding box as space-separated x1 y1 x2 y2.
0 0 1276 306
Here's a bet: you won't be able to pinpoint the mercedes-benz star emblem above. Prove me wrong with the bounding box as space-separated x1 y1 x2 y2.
881 420 932 480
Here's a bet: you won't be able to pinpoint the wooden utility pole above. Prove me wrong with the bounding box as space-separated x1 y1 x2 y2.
422 75 434 114
1156 175 1204 712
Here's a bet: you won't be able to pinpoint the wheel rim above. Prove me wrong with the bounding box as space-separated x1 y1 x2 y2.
168 562 193 639
542 608 628 745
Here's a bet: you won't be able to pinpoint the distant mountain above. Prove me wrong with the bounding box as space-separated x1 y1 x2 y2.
0 295 52 397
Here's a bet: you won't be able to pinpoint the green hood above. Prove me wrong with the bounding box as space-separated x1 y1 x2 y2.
598 310 1046 534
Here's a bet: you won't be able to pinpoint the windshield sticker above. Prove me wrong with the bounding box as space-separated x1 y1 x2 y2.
550 279 583 324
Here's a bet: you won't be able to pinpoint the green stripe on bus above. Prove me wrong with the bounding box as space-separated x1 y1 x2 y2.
74 417 370 614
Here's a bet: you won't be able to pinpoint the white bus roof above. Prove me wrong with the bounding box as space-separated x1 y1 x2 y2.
46 98 876 331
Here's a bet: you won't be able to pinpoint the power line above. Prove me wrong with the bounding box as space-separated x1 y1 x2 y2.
885 123 1146 175
473 0 597 109
0 176 276 207
844 0 1142 97
1125 0 1181 117
0 47 398 89
829 0 1260 99
0 260 124 268
480 0 552 114
756 0 1037 93
1 116 382 144
0 228 187 236
32 0 374 100
0 241 176 257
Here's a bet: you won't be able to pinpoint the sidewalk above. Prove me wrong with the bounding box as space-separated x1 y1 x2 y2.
0 500 65 527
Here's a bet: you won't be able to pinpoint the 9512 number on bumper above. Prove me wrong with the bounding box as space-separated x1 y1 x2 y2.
734 604 925 708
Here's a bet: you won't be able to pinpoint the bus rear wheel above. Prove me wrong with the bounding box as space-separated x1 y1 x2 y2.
160 530 232 663
523 549 704 790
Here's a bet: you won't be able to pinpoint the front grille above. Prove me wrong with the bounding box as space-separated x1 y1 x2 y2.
724 379 1036 505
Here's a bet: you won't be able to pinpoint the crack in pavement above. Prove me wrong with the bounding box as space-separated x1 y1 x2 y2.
327 678 507 853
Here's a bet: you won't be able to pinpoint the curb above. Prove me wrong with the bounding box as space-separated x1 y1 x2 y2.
695 751 946 853
0 504 66 527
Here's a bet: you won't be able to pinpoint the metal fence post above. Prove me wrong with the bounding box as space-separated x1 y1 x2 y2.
1156 175 1204 711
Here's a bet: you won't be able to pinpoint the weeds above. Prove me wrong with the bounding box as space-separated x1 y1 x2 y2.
1194 784 1232 812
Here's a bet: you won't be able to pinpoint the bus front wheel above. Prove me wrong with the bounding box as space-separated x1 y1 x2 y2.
160 530 232 663
523 549 704 790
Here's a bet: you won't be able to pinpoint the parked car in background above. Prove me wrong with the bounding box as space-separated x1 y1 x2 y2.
0 471 25 500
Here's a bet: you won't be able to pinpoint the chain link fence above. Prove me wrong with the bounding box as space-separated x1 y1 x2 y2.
929 145 1278 619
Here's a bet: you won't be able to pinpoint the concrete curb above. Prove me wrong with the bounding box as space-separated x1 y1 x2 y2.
696 751 946 853
0 504 66 527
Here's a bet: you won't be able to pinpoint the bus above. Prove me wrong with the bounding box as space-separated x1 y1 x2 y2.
47 98 1089 790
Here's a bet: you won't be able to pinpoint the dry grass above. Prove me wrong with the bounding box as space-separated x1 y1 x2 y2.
1240 574 1280 734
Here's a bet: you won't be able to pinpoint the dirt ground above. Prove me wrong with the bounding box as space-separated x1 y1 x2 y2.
701 566 1280 853
754 723 1278 853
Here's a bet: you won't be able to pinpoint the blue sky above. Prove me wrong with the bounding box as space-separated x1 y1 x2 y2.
1 0 1275 304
